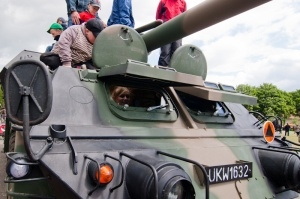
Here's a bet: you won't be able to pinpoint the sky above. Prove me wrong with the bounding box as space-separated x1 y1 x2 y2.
0 0 299 92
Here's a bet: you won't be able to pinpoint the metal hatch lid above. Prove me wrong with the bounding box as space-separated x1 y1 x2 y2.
174 86 257 105
98 59 204 87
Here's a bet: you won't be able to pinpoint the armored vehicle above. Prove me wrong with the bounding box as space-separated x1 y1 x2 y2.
2 0 300 198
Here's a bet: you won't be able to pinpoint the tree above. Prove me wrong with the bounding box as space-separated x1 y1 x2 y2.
254 83 295 121
236 84 258 111
280 90 296 120
236 84 257 96
290 90 300 116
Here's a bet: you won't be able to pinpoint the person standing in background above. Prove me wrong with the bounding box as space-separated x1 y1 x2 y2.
295 124 300 136
156 0 186 66
284 123 291 136
107 0 135 28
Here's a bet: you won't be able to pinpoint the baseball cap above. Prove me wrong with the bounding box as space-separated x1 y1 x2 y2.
90 0 101 9
85 18 104 38
47 23 63 33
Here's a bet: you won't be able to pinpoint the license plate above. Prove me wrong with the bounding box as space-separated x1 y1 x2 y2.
205 162 252 184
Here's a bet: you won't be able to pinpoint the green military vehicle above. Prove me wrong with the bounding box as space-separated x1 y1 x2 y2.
1 0 300 198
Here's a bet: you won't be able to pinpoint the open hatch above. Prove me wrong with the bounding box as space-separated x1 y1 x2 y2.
96 59 205 87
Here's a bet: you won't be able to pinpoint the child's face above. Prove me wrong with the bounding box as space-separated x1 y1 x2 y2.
116 90 131 106
88 4 99 16
111 87 132 106
50 29 62 38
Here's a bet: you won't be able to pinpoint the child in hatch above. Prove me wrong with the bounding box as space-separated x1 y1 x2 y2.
110 86 133 106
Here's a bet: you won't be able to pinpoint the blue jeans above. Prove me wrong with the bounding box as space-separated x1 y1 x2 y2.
158 39 182 66
68 14 73 27
45 43 55 52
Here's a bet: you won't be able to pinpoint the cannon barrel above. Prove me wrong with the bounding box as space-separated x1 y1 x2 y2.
142 0 271 52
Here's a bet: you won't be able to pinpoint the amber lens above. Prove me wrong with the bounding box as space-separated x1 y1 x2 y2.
95 164 114 184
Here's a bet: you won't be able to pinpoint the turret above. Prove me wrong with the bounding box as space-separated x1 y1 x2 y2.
92 0 271 75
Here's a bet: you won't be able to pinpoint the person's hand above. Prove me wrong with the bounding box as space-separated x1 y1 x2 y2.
71 11 80 25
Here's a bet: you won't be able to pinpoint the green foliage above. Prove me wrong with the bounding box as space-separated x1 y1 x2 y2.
236 84 258 111
290 90 300 116
236 84 257 96
256 84 295 119
236 83 297 121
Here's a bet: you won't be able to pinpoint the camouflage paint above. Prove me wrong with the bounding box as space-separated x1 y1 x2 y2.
4 0 300 198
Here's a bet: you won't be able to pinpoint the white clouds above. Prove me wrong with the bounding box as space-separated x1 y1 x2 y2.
0 0 299 91
183 0 300 91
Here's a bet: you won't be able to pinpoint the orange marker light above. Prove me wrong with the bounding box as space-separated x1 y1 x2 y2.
95 163 114 184
263 121 275 143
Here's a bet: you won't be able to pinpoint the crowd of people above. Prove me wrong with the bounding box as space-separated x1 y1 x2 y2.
41 0 187 70
282 123 300 143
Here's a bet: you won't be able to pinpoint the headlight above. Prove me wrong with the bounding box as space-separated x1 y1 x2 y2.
164 177 195 199
125 154 195 199
6 153 31 179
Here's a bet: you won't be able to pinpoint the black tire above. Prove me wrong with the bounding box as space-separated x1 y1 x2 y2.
8 130 16 152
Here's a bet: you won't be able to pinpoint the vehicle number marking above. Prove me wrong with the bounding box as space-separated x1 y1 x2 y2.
205 162 252 184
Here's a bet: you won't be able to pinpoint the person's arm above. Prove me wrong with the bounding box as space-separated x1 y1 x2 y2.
53 28 77 67
79 12 88 23
183 1 187 12
66 0 81 24
156 1 163 20
71 12 81 25
66 0 77 13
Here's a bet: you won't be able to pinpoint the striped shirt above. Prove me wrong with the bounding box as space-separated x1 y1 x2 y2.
52 23 93 66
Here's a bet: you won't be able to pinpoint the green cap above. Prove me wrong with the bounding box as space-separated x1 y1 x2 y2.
47 23 63 33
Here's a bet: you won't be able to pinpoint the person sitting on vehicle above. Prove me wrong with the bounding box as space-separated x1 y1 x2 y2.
45 23 64 52
66 0 105 27
110 86 133 106
51 18 104 68
79 0 101 23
